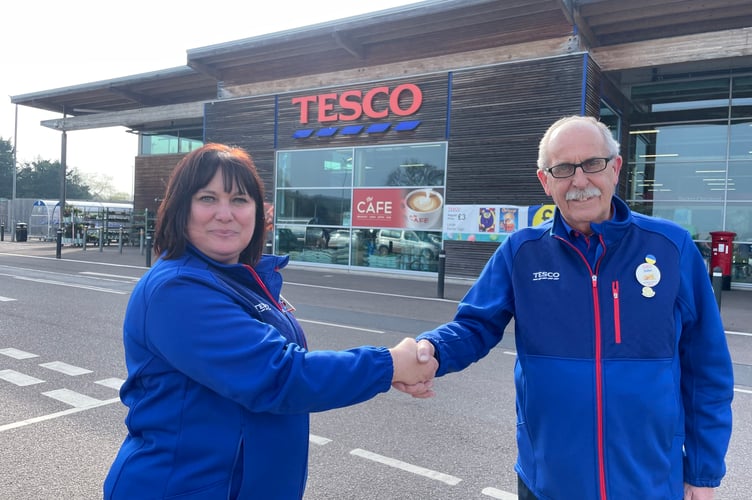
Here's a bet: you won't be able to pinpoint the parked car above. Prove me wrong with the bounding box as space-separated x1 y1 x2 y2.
375 229 441 260
326 229 365 249
275 228 303 252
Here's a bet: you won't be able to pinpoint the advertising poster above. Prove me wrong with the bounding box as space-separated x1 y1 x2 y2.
352 187 445 230
443 204 555 242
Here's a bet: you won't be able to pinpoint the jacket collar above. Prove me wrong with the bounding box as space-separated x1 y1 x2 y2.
184 244 290 296
551 196 632 246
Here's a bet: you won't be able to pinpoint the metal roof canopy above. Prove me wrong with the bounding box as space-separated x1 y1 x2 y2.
10 0 752 134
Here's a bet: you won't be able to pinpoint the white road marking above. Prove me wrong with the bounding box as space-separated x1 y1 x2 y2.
95 377 125 390
287 281 460 304
297 318 384 334
0 252 146 270
482 487 518 499
728 331 752 337
735 387 752 394
0 295 16 301
309 434 332 445
13 275 127 294
350 448 462 486
42 388 105 408
79 271 139 281
39 361 93 376
0 397 121 433
0 369 45 386
0 348 38 359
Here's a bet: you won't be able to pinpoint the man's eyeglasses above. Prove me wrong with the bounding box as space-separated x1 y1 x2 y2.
544 157 613 179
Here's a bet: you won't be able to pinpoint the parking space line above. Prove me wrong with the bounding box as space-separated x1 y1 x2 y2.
309 434 332 445
13 275 128 294
482 487 518 499
0 397 120 433
350 448 462 485
0 348 38 359
298 318 384 334
42 389 104 408
0 369 45 386
96 378 125 390
39 361 93 376
79 271 140 281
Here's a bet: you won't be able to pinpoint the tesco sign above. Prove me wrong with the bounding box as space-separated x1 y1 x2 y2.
291 83 423 124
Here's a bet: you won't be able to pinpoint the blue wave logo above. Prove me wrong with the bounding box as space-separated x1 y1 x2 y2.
292 120 421 139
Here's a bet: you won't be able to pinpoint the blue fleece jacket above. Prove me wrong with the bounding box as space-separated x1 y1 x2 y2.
419 197 734 500
104 246 393 499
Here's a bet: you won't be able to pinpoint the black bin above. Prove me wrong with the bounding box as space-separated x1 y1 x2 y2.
15 222 28 242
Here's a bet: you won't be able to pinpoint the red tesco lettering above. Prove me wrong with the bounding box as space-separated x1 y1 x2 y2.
292 84 422 124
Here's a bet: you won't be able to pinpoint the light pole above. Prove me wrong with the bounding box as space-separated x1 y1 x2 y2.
11 105 18 241
56 112 67 259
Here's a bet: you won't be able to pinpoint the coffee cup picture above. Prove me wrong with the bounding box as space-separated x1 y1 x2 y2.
404 189 443 229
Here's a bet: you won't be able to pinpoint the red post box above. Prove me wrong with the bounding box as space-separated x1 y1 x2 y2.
709 231 736 290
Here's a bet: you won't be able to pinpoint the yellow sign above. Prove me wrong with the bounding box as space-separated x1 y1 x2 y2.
531 205 556 226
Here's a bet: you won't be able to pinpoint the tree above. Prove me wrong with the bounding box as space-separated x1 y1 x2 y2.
16 158 92 199
82 172 132 202
0 137 14 199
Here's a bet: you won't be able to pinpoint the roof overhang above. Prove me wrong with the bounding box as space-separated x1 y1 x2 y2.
9 0 752 134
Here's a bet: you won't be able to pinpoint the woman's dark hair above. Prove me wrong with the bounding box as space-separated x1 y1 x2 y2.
153 143 266 266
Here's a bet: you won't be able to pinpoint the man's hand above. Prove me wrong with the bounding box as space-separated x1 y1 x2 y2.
391 339 436 398
389 338 437 398
684 484 714 500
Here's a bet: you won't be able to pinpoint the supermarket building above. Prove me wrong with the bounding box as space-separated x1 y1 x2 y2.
11 0 752 285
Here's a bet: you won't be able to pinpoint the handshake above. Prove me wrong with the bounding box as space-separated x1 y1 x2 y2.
388 338 438 399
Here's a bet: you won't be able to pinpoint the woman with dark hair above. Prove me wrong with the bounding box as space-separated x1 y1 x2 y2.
104 144 436 499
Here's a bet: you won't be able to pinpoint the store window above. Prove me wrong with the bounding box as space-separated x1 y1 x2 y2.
627 72 752 285
139 133 203 156
274 143 447 272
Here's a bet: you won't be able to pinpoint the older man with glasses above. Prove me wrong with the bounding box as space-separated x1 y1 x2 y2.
396 115 734 500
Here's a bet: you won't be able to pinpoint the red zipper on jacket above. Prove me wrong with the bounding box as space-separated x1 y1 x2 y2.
243 264 284 312
555 234 609 500
592 273 607 500
612 281 621 344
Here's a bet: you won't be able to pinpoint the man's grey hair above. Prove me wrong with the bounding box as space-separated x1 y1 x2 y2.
537 115 620 170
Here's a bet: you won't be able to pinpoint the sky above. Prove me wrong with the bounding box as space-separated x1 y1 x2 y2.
1 0 423 196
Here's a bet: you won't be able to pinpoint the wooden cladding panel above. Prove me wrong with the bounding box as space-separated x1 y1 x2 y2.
583 56 603 118
443 55 592 277
446 55 587 206
275 74 449 150
205 98 277 202
444 239 498 278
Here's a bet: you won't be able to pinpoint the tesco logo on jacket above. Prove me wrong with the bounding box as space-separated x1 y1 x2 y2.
291 83 423 124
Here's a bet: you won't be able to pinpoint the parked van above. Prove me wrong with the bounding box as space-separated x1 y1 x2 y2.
375 229 441 260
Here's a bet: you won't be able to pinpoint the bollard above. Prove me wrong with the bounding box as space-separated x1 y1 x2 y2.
711 266 723 310
145 235 153 267
437 249 446 298
118 227 124 254
1 224 4 241
99 227 104 252
139 228 145 255
55 228 63 259
82 229 87 252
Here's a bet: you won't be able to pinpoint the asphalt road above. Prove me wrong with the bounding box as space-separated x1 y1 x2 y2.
0 249 750 499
